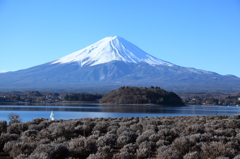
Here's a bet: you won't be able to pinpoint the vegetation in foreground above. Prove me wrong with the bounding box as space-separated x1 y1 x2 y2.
100 86 184 105
1 115 240 158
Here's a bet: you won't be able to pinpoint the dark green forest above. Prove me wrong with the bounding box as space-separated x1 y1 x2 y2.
64 93 103 101
100 86 184 105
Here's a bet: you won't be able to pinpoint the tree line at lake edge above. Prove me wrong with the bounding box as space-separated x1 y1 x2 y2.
1 87 240 106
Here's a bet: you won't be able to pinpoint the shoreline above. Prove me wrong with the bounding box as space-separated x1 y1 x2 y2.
0 101 179 106
0 101 233 107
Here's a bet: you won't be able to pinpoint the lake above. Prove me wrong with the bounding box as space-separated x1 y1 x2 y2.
0 103 240 122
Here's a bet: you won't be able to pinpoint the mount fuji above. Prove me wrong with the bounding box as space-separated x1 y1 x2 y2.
52 36 173 67
1 36 240 92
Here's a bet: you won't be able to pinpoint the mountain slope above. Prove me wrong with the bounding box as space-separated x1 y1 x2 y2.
0 36 240 92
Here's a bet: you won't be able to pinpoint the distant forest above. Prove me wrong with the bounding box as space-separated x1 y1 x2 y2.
1 89 239 106
64 93 103 101
100 86 184 105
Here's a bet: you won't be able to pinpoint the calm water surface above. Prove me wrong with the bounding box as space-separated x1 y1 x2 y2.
0 103 240 122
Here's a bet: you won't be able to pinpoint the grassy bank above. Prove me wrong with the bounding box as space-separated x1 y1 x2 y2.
1 115 240 159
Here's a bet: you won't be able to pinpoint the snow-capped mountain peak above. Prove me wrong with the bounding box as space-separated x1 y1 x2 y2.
52 36 173 67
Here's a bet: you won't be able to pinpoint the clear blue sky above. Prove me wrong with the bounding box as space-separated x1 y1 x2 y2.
1 0 240 77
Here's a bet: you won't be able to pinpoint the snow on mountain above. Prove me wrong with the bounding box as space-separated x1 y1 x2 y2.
0 70 8 73
52 36 173 67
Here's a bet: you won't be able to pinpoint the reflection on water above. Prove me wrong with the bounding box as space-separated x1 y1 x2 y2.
0 103 240 122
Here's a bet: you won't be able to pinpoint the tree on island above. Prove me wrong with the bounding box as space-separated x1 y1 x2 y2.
64 93 103 101
100 86 184 106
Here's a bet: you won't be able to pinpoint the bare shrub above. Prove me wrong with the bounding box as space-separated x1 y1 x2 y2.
200 141 236 159
28 124 45 131
214 128 236 137
120 143 137 154
48 121 77 139
117 135 131 147
139 141 156 151
149 133 160 142
0 133 19 151
15 154 28 159
130 123 143 133
175 122 187 132
0 121 7 134
142 129 156 136
234 155 240 159
156 139 170 148
8 113 21 125
121 117 130 122
193 133 212 143
89 131 100 140
3 141 15 154
3 141 37 158
31 118 48 124
172 136 192 155
105 133 117 142
53 137 67 144
227 120 240 129
228 115 240 119
187 133 205 143
144 125 158 132
158 125 171 130
75 124 92 137
158 128 179 142
136 148 152 159
84 118 96 128
22 130 38 138
39 138 51 145
38 120 52 129
87 154 104 159
185 124 204 135
7 122 28 134
136 134 149 145
97 146 112 157
149 117 161 125
225 148 237 158
161 119 174 126
109 120 120 127
68 137 97 158
183 151 201 159
29 152 49 159
133 117 139 122
112 152 134 159
29 144 70 159
37 129 52 141
157 146 182 159
48 123 66 138
235 133 240 140
107 126 118 134
93 121 109 133
119 129 138 142
227 141 237 152
117 126 128 135
96 136 115 148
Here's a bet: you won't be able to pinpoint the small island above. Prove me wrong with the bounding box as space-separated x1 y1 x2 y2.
100 86 184 106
